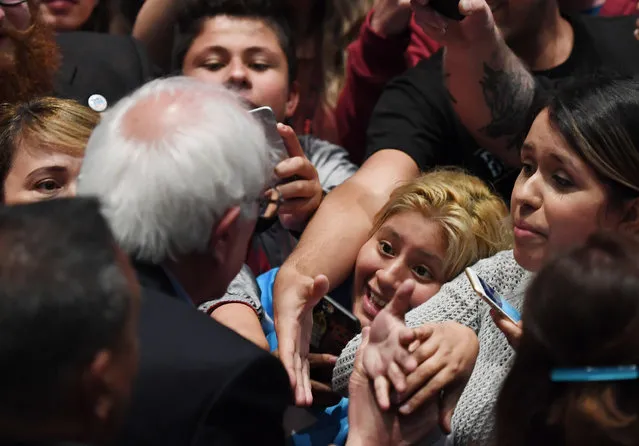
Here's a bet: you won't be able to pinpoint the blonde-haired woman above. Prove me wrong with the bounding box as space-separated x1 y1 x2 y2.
256 168 511 445
0 97 100 204
351 168 511 326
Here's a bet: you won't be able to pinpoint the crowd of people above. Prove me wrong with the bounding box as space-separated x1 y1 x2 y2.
1 0 639 445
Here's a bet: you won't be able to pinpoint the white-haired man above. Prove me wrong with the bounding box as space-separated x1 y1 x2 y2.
79 75 271 344
78 76 291 446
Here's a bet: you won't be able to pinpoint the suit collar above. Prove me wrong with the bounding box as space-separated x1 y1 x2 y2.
132 260 194 306
53 35 77 93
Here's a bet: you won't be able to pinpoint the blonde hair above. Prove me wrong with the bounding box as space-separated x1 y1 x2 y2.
0 97 100 199
371 169 513 281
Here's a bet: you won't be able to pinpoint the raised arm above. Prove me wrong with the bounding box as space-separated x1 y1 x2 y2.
273 149 419 405
132 0 182 72
412 0 537 167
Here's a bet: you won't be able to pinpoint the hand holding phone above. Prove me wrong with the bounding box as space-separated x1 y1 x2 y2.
249 106 289 171
311 295 362 356
465 268 521 323
428 0 464 20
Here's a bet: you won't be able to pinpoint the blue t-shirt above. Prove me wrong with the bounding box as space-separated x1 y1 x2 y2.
258 268 350 446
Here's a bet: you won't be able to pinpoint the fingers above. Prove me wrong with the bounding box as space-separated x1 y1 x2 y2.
374 375 391 410
413 324 436 342
438 381 465 434
276 337 299 394
388 361 408 393
399 355 448 413
292 352 307 405
276 179 320 204
490 309 522 349
399 359 448 414
309 275 330 307
308 353 338 367
275 156 317 182
393 329 419 373
277 123 305 158
386 278 415 319
301 356 313 406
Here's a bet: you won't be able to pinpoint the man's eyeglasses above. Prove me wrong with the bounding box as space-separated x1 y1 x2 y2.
0 0 27 7
258 187 283 219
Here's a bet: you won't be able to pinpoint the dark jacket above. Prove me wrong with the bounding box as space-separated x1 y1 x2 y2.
116 261 291 446
54 32 157 109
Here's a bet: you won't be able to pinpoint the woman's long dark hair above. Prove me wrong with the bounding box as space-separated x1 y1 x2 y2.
545 75 639 204
495 232 639 446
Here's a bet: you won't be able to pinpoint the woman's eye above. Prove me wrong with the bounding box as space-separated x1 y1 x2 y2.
378 240 394 256
34 179 62 193
552 174 574 189
412 265 433 280
521 162 534 176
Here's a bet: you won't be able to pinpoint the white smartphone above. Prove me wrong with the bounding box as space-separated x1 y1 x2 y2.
249 106 288 165
465 267 521 324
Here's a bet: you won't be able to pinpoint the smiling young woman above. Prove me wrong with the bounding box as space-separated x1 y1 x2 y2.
332 75 639 446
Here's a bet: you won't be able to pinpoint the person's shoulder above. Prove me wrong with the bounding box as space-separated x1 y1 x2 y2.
572 14 639 73
572 13 637 48
575 12 636 30
139 287 285 372
56 32 141 55
376 49 447 107
395 49 444 85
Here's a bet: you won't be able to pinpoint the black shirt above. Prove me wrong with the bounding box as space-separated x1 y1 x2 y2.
366 14 639 200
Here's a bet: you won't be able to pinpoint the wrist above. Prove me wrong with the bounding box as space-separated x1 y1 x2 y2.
370 9 412 38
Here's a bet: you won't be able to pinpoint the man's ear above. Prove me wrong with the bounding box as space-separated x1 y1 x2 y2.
83 350 114 425
209 206 242 263
285 80 300 119
619 198 639 234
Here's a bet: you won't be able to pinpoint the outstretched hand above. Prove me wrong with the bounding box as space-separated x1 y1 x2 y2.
347 327 440 446
274 272 330 406
361 279 420 410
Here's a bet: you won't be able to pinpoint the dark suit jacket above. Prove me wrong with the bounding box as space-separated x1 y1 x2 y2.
117 262 291 446
53 32 158 109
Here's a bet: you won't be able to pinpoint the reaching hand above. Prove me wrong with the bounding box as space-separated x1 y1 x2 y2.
395 321 479 434
361 279 420 410
273 349 341 407
274 124 323 232
490 309 523 349
273 269 330 406
347 327 440 446
371 0 413 37
410 0 497 47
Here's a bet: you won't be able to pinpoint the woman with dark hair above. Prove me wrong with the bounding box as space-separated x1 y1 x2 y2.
331 74 639 445
496 232 639 446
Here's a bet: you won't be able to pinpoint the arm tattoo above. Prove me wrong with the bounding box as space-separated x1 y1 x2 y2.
478 60 535 151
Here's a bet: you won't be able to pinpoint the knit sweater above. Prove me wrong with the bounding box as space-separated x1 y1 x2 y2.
332 250 533 445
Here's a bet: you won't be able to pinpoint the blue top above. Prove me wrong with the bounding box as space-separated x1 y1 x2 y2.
258 268 350 446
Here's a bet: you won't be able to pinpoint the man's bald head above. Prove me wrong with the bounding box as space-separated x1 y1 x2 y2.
77 76 273 264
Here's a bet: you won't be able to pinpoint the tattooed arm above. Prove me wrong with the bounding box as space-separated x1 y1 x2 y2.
411 0 542 167
443 38 536 167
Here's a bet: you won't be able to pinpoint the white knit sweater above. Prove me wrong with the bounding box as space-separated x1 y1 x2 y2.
332 250 533 445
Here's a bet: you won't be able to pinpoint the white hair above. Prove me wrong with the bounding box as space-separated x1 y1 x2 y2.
77 76 272 263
